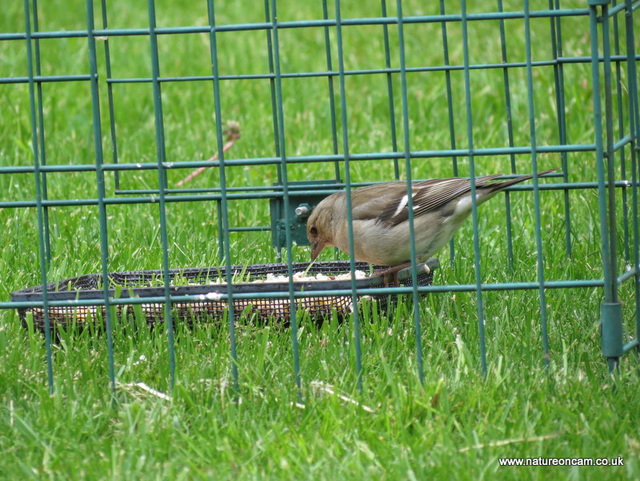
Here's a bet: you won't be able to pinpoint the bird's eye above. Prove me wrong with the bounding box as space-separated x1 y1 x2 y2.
309 226 318 236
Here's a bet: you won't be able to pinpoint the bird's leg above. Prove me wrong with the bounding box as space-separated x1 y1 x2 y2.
373 262 413 287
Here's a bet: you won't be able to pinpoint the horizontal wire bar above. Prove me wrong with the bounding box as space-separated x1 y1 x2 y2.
0 181 636 209
0 8 592 43
4 52 638 87
606 2 627 17
227 226 271 232
0 277 604 311
114 181 638 197
0 74 94 84
103 54 633 84
0 143 597 175
0 192 297 208
0 30 88 40
0 164 97 174
623 339 639 353
605 0 640 17
612 134 633 152
617 264 639 284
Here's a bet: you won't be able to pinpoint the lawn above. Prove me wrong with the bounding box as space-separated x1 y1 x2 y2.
1 0 639 479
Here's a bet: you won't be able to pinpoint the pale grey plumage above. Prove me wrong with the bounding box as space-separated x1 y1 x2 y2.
306 170 554 266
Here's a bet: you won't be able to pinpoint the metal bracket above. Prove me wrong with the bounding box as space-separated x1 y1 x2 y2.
269 180 337 251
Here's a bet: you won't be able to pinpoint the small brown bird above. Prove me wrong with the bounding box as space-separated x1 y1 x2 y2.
307 170 555 270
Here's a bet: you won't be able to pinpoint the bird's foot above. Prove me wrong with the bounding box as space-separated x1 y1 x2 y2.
373 262 413 287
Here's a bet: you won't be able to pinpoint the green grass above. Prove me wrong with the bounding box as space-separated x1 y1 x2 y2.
2 0 640 479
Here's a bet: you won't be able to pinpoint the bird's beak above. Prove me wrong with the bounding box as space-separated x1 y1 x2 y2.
310 240 326 261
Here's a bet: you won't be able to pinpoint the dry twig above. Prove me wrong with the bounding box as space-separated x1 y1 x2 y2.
176 120 241 186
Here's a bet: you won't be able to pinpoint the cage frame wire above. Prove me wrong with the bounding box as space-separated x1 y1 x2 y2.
0 0 639 396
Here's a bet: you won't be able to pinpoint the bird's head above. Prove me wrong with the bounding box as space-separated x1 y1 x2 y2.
306 196 336 261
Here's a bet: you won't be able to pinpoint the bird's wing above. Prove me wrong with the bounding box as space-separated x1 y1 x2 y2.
376 175 503 227
348 183 405 222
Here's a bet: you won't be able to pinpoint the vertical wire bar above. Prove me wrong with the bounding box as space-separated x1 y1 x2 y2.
591 4 614 305
600 4 619 305
461 0 487 376
380 0 400 179
147 0 176 389
602 3 623 372
524 0 550 367
321 0 342 183
623 0 640 355
591 2 622 373
334 0 363 391
31 0 51 265
497 0 518 272
269 0 303 395
550 0 573 259
216 200 224 262
612 1 630 265
263 0 282 262
206 0 239 391
602 7 618 302
100 0 120 191
86 0 117 395
396 0 424 385
263 0 281 183
439 0 459 266
24 0 54 394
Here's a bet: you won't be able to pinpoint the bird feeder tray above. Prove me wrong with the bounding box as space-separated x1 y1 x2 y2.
11 259 438 334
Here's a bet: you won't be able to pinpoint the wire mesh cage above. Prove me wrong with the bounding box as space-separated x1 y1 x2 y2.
0 0 639 398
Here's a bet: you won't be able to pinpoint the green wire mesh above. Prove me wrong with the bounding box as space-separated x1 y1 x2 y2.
1 0 639 395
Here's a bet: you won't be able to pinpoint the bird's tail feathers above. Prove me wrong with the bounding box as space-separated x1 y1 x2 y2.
482 168 557 193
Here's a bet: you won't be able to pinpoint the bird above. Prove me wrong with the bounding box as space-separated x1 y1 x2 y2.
306 169 555 279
